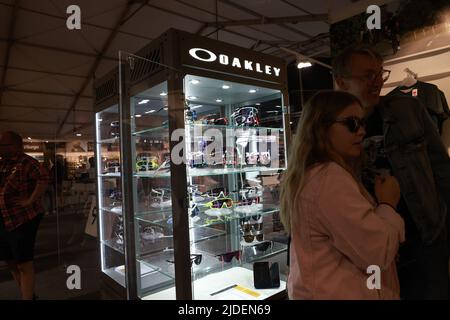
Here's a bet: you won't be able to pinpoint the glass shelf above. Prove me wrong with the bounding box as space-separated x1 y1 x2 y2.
188 166 283 177
190 123 284 132
132 123 283 137
136 221 227 245
135 205 280 229
137 236 288 284
241 239 288 264
101 207 122 216
133 125 168 136
102 239 124 255
104 261 172 290
191 206 280 228
134 171 170 178
99 173 121 177
133 166 283 178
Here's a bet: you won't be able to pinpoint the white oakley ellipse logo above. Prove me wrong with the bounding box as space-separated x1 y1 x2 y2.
188 47 281 77
189 48 217 62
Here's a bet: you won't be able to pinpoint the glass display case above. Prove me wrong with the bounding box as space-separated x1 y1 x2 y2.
95 29 291 300
93 68 127 295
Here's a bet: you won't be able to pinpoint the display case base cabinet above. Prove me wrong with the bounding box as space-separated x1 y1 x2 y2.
142 267 286 300
100 273 126 300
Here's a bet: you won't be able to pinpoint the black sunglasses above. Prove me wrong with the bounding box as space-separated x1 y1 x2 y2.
166 253 202 267
216 250 241 263
333 116 366 133
254 241 273 252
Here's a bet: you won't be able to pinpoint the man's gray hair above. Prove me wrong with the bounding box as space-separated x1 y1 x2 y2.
332 46 383 80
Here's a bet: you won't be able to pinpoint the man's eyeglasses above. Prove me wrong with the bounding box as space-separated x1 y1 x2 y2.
349 69 391 83
333 116 366 133
216 250 241 263
167 254 202 267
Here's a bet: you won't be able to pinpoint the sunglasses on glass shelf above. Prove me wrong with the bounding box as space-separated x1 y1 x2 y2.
254 241 273 252
240 222 263 232
242 232 264 243
204 197 233 209
166 253 202 267
216 250 241 263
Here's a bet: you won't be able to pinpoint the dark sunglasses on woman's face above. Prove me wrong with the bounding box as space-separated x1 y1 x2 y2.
333 116 366 133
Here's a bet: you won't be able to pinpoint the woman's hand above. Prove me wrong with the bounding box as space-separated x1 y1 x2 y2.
375 174 401 209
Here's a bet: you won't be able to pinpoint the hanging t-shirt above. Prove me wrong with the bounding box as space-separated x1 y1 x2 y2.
388 81 449 134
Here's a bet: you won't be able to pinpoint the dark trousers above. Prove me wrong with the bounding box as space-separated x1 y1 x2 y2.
398 228 449 300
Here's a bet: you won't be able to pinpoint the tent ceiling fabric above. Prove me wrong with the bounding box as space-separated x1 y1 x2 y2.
0 0 364 140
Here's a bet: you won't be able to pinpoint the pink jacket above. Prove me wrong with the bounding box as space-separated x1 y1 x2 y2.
288 162 405 300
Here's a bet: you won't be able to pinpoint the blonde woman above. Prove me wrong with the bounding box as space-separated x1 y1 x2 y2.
281 91 405 299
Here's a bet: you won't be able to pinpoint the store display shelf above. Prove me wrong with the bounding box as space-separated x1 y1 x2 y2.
102 239 124 255
138 222 226 246
188 166 284 177
98 137 120 144
103 261 174 291
138 234 287 292
134 171 171 178
190 206 280 229
137 243 235 283
136 250 177 281
135 209 171 222
188 123 284 132
132 123 283 137
135 205 279 229
133 166 284 178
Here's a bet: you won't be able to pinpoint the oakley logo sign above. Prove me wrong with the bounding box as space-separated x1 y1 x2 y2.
188 48 281 77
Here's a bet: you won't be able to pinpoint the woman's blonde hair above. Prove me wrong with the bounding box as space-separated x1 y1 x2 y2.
280 90 371 233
